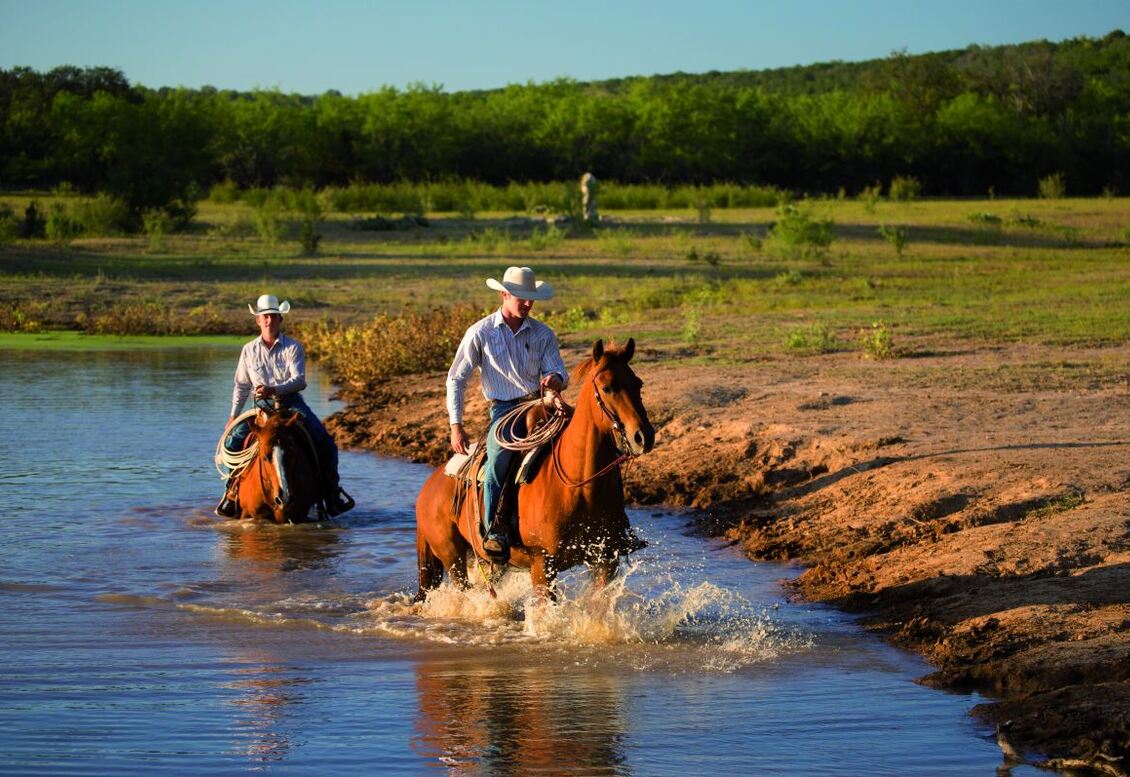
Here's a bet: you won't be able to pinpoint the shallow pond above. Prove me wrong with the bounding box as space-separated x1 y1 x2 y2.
0 345 1030 774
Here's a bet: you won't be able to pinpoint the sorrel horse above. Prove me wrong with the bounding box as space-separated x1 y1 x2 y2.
414 338 655 600
236 408 321 524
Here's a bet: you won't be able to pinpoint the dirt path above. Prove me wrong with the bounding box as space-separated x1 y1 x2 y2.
326 341 1130 774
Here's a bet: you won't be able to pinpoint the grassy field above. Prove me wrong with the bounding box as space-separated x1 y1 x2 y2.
2 194 1128 368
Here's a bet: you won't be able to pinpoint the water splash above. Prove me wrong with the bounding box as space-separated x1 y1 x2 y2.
357 553 811 671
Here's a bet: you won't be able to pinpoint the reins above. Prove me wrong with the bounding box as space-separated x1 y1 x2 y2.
489 374 637 489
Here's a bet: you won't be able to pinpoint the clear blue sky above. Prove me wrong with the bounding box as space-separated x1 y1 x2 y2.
2 0 1125 94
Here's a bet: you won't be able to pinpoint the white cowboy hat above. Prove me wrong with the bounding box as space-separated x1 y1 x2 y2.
486 266 554 300
248 294 291 315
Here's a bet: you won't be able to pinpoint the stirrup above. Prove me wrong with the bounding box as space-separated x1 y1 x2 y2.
324 487 355 517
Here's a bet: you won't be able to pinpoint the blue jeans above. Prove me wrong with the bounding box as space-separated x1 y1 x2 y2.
225 394 339 490
483 398 527 538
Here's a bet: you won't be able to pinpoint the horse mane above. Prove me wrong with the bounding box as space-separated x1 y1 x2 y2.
570 340 630 385
255 409 299 453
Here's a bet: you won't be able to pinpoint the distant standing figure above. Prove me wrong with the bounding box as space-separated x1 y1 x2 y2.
581 172 599 224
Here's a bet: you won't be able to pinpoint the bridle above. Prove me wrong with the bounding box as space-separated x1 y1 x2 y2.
552 371 638 488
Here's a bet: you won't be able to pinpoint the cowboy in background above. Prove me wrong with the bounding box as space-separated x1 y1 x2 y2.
215 294 353 519
447 266 567 558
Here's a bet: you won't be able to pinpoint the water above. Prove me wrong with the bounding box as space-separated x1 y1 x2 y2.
0 346 1029 775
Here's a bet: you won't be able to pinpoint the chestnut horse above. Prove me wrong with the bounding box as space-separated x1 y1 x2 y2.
236 409 321 524
414 338 655 600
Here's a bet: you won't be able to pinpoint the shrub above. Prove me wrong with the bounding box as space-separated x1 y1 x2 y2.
74 194 134 235
253 201 286 244
295 188 324 256
299 305 485 386
528 223 566 251
597 228 637 257
543 306 590 332
878 224 909 257
21 201 46 238
859 321 896 359
0 205 19 244
858 183 882 213
767 203 833 258
1038 173 1067 200
142 209 171 252
209 179 242 203
785 323 836 354
682 305 702 344
0 302 47 332
45 203 82 243
888 176 922 202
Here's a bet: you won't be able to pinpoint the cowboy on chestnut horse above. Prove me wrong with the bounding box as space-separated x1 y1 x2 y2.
215 294 354 519
446 266 567 559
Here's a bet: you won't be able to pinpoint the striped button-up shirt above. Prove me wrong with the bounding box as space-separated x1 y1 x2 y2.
446 310 568 425
230 333 308 418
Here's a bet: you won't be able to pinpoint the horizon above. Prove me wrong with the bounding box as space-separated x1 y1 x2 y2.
1 0 1126 96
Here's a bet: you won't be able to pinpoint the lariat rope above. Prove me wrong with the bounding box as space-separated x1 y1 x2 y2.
490 379 637 489
213 408 319 481
214 409 259 479
490 390 569 453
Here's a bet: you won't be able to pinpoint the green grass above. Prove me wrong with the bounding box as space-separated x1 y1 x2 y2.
1 195 1129 362
0 331 244 350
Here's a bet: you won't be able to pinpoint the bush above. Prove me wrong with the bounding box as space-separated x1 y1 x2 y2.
888 176 921 202
858 183 882 213
142 209 171 252
878 224 909 256
21 201 46 238
859 321 896 359
528 223 566 251
1038 173 1067 199
208 179 241 203
785 323 836 353
0 302 47 332
45 203 82 242
299 305 485 386
253 201 286 244
767 203 834 258
0 205 19 244
74 194 134 235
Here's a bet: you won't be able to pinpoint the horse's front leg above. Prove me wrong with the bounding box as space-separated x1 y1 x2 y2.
530 552 558 602
589 556 619 591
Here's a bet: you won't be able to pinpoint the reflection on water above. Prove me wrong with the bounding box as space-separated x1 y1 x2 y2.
413 658 627 776
223 654 310 765
220 521 343 575
0 346 1030 776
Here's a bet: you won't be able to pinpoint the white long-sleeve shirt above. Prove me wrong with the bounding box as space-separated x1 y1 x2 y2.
230 333 308 418
446 310 568 425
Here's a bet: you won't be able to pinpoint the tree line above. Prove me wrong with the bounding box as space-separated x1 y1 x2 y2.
1 31 1127 217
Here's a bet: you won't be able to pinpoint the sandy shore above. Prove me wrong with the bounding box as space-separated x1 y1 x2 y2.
326 340 1130 774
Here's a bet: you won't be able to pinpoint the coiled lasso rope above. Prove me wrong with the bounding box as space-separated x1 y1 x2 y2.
213 409 261 479
491 392 570 452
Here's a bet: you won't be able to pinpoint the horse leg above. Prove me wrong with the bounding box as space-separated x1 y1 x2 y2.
414 533 445 602
590 556 619 592
530 553 558 602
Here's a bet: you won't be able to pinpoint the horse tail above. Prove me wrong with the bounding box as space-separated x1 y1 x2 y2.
414 531 443 602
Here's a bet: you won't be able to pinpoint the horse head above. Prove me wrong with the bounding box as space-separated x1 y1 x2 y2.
254 408 305 519
575 338 655 456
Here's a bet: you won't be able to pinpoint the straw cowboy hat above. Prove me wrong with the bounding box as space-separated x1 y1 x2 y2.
486 266 554 300
248 294 291 315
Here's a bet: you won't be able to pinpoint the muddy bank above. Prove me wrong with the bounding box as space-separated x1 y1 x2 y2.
326 342 1130 774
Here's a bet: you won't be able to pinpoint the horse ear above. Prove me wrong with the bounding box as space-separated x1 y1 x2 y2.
255 409 268 426
623 337 635 362
592 339 604 362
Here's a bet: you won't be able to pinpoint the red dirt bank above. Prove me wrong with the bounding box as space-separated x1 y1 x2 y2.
327 341 1130 775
